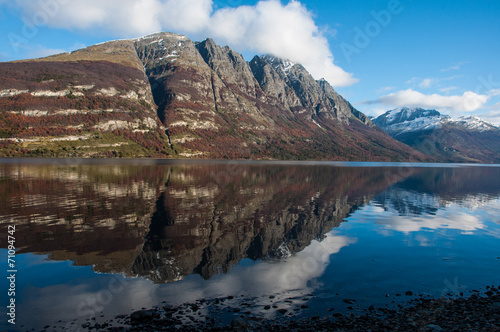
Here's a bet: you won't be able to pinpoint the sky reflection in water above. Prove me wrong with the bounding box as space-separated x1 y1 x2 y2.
0 161 499 330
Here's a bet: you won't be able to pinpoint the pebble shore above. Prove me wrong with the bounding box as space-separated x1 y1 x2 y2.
44 286 500 331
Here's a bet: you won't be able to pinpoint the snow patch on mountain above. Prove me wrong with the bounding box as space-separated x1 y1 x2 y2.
262 55 296 76
453 116 500 132
373 107 500 135
373 107 449 135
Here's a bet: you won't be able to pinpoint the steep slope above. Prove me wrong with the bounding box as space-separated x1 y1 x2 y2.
0 40 171 157
1 32 429 161
134 32 427 160
373 108 500 163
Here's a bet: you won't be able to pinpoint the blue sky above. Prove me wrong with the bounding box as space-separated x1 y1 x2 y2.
1 0 499 123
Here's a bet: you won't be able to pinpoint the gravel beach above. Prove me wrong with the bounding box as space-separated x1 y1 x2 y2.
64 285 500 332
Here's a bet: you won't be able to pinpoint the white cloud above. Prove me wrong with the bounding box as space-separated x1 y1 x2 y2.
488 89 500 97
22 233 354 324
440 65 460 72
439 86 459 94
412 76 462 89
375 212 485 234
376 86 395 93
364 89 490 112
440 61 470 72
7 0 357 87
205 1 358 87
479 103 500 125
418 78 436 89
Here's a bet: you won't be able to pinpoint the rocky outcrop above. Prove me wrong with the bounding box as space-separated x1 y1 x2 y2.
0 32 429 161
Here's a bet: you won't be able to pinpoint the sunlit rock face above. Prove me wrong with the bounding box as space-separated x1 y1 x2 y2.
0 32 426 161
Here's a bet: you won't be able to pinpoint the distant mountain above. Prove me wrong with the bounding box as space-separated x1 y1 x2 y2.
0 32 428 161
373 107 500 163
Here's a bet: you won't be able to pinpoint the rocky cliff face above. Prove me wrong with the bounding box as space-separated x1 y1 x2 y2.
0 32 428 161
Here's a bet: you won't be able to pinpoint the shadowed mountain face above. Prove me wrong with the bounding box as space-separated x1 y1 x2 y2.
0 162 422 283
0 32 427 161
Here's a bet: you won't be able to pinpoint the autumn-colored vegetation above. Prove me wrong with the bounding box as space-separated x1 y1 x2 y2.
0 60 174 158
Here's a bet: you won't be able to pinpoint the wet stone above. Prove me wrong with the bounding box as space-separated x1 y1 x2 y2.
231 317 249 330
130 309 157 324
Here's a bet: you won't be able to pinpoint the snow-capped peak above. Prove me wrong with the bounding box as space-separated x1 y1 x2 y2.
373 107 500 135
262 55 296 75
373 107 448 135
451 116 500 132
383 107 446 124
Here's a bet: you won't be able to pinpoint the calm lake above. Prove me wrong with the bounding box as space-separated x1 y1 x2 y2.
1 159 499 331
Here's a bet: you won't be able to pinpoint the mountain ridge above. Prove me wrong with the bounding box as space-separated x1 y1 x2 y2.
1 32 428 161
373 107 500 163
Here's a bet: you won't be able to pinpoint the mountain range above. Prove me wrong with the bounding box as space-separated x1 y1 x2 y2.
1 32 498 163
373 107 500 163
0 32 427 161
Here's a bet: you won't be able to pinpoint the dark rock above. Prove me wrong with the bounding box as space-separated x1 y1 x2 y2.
405 291 413 296
231 317 249 330
130 310 157 324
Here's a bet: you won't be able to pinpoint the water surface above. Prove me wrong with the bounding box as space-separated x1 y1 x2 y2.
0 160 499 330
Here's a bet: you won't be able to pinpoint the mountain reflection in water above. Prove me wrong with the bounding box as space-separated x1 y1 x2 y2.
1 163 418 282
1 161 499 330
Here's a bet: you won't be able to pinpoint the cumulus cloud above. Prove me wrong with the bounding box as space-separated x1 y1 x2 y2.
6 0 356 87
364 89 490 112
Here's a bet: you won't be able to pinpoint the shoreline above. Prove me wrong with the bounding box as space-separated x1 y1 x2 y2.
52 286 500 332
1 157 499 167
